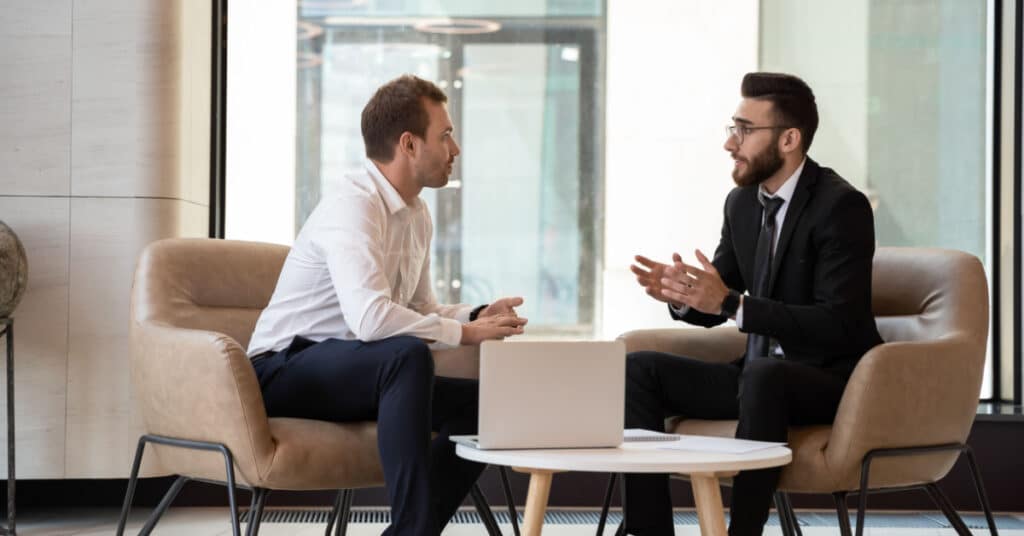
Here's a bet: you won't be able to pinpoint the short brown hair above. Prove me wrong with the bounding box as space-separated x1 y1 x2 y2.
361 75 448 162
741 72 819 153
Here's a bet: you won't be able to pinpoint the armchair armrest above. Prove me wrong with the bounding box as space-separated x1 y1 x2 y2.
130 320 275 483
617 327 746 364
824 337 984 485
433 345 480 379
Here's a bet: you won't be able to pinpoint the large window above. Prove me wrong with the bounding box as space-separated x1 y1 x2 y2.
761 0 994 396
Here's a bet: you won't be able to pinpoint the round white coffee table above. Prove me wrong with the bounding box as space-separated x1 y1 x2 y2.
454 440 791 536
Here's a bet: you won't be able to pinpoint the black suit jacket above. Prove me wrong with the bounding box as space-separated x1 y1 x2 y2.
673 158 883 376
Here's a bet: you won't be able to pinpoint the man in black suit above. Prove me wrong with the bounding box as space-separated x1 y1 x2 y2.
624 72 884 536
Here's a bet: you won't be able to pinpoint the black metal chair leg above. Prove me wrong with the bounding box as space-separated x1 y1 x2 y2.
219 445 243 536
116 437 149 536
116 435 244 536
498 467 521 536
138 476 190 536
964 446 1000 536
613 472 627 536
324 490 344 536
783 492 802 536
335 488 353 536
856 455 872 536
470 483 502 536
245 488 270 536
774 492 794 536
596 473 617 536
833 492 852 536
925 484 972 536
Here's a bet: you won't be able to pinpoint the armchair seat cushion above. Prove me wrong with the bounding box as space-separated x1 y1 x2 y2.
669 418 958 493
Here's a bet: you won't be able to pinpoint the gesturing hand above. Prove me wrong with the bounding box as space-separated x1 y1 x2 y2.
460 313 529 346
660 249 729 315
631 254 683 307
479 296 524 318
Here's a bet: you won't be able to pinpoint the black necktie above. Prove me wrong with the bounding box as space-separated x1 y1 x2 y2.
745 194 785 364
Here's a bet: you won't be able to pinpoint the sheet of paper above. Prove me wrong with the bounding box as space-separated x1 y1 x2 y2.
624 428 681 442
657 434 786 454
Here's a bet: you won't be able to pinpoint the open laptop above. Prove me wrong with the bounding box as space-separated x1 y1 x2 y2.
453 340 625 450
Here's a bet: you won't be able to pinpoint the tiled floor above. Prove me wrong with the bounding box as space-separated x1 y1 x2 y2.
11 507 1024 536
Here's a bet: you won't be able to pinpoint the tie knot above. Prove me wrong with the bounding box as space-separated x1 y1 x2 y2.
759 194 784 221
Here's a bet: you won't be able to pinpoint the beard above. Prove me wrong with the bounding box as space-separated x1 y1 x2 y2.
732 142 784 187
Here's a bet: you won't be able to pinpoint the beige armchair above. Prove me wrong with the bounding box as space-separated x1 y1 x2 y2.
116 238 499 536
613 247 997 536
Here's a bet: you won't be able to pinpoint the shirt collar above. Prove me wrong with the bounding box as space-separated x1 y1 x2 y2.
364 158 410 215
758 157 805 205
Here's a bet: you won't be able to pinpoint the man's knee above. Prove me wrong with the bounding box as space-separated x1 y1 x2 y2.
626 351 661 380
739 358 786 400
387 336 435 378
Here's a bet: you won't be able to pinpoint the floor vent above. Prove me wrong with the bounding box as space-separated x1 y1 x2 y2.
239 508 1023 529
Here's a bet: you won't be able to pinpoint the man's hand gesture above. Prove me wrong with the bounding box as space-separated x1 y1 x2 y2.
478 296 523 318
460 313 528 345
659 250 730 315
631 255 684 307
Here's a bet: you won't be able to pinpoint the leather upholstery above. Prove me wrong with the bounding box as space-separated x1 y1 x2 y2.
130 238 481 490
620 248 988 493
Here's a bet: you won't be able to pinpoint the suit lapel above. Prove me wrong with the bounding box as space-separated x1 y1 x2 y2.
767 158 819 294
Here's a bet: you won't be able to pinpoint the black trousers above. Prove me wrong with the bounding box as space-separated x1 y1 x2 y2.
623 351 848 536
252 335 484 536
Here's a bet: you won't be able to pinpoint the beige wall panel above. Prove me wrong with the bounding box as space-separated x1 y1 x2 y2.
179 0 212 207
179 201 210 238
71 0 181 198
64 411 160 478
0 197 69 478
0 1 72 196
65 198 207 477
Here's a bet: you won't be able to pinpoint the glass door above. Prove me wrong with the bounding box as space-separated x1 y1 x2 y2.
296 17 603 335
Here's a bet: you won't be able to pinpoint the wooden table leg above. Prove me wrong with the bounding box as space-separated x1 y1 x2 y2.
516 468 554 536
691 473 727 536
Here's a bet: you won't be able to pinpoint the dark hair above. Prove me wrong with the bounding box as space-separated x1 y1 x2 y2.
741 72 818 153
361 74 448 162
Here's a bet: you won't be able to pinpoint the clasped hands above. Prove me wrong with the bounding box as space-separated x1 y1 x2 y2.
631 250 731 316
461 296 529 345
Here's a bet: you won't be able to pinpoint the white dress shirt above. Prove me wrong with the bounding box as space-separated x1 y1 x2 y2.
672 158 805 329
247 159 473 357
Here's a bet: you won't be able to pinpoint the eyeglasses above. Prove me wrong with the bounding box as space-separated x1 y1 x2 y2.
725 124 794 145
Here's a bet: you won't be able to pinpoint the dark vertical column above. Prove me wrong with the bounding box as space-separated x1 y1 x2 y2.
209 0 228 238
1013 0 1022 405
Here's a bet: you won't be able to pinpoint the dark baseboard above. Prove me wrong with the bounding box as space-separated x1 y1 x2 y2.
4 420 1021 512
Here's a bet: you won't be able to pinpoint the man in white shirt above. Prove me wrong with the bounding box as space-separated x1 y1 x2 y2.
624 73 882 535
246 75 528 536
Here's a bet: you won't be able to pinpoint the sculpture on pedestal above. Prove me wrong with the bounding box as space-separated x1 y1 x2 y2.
0 221 27 318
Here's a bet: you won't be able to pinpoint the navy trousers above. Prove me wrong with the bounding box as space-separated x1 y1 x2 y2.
252 335 483 536
622 352 849 536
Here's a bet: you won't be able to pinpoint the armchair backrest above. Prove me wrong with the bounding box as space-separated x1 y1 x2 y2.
871 247 989 352
132 238 289 348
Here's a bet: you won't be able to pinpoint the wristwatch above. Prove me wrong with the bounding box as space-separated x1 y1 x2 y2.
469 304 488 321
720 289 741 318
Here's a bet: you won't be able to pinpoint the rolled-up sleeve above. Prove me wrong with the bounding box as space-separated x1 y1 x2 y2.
317 195 464 346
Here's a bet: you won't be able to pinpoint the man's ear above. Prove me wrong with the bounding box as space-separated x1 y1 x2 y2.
780 128 802 155
398 131 417 158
